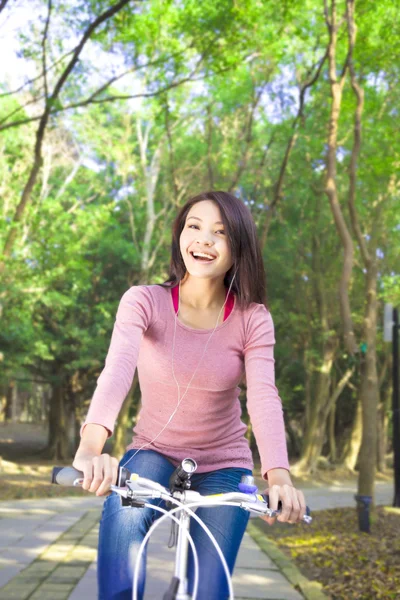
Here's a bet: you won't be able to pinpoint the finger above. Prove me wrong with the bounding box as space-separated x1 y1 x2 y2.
277 486 293 523
82 461 93 491
268 485 280 511
111 457 119 488
297 490 307 522
287 487 301 523
89 456 103 493
96 455 114 496
267 485 280 523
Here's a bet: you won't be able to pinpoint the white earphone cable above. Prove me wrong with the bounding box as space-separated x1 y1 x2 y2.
120 266 238 470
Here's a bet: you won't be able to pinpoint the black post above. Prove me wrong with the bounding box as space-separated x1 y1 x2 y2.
355 494 372 533
393 307 400 507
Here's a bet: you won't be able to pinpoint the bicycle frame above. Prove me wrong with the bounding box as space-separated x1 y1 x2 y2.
172 508 191 600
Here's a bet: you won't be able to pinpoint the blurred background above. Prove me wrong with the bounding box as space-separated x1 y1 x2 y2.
0 0 399 488
1 2 399 597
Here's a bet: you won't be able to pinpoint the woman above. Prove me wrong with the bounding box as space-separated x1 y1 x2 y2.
73 190 307 600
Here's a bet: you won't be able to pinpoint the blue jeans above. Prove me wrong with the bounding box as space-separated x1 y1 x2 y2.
98 449 252 600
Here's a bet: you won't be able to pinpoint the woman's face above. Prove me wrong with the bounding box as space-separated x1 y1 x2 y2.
179 200 234 281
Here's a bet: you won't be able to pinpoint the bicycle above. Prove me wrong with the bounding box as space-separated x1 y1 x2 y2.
52 458 312 600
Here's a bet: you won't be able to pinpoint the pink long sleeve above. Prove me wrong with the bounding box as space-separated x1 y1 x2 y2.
80 286 156 437
243 304 290 480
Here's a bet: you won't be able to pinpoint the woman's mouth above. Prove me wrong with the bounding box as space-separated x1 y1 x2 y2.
189 251 217 264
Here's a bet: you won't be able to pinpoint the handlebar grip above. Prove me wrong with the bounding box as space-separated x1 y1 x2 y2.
261 494 311 517
52 466 82 486
51 466 131 487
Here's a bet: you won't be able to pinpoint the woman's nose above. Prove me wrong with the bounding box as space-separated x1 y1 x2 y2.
196 233 214 245
196 238 213 247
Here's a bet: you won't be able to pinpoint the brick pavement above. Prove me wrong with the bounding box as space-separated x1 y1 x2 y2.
0 497 305 599
0 501 100 600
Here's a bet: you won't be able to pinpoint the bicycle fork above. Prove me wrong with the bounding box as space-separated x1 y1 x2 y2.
163 508 192 600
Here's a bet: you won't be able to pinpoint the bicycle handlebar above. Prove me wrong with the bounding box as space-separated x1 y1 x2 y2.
51 465 312 523
52 465 130 487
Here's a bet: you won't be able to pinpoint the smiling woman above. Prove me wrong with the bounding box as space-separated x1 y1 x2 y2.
75 190 306 600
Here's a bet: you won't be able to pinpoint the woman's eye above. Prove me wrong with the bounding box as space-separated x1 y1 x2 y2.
188 225 225 234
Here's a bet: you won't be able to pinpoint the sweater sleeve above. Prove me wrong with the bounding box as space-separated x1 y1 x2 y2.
80 285 156 438
243 304 290 480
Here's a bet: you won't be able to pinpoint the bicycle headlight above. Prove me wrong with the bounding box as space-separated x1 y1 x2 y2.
181 458 197 474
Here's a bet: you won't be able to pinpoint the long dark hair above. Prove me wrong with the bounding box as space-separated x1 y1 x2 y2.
155 191 268 311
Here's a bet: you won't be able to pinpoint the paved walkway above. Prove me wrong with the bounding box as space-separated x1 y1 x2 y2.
0 481 393 600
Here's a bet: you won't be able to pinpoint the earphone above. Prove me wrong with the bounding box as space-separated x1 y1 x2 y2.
120 266 239 470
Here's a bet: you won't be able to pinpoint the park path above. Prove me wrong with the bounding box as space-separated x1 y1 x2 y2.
0 480 393 600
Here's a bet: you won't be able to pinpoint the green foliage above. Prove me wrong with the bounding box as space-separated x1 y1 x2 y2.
0 0 398 464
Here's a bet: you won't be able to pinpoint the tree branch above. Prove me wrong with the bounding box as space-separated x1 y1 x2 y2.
0 0 135 280
55 158 83 202
228 76 267 192
259 48 327 247
82 43 194 105
42 0 52 101
323 0 332 30
164 94 179 198
346 0 369 267
0 58 235 133
0 92 46 128
0 47 75 99
49 0 134 106
0 0 11 14
250 132 275 201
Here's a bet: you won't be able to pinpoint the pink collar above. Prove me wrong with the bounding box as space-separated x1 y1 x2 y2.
171 284 234 321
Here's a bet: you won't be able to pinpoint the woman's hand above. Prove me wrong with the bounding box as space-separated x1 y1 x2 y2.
260 468 306 526
261 483 307 525
72 452 119 497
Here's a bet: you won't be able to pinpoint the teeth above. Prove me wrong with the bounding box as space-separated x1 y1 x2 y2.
192 252 215 260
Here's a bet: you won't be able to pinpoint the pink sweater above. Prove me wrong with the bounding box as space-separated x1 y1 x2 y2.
81 284 290 480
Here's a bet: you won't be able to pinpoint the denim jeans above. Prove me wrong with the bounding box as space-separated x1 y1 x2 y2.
98 448 252 600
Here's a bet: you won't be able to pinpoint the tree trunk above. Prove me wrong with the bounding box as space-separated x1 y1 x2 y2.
286 419 302 459
111 372 139 458
328 400 337 463
74 405 81 454
293 227 339 474
377 356 391 472
295 342 335 473
342 397 362 470
357 263 379 499
46 381 70 460
323 0 357 357
4 380 17 421
376 401 384 472
303 339 313 431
